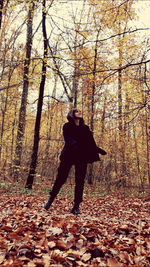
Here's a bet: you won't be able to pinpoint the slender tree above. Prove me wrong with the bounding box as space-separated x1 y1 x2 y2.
0 0 4 30
0 54 15 160
144 64 150 187
13 0 35 180
25 0 49 189
88 28 100 184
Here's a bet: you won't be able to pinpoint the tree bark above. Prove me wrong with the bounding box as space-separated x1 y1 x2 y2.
117 22 127 181
25 0 48 189
13 1 34 180
88 30 99 185
133 123 143 188
118 23 123 132
0 0 4 30
0 61 14 160
145 105 150 188
72 26 79 108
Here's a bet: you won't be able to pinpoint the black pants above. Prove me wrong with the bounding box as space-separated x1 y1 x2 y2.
49 159 87 205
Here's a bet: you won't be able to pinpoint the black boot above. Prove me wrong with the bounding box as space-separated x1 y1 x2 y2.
44 197 53 210
71 204 80 215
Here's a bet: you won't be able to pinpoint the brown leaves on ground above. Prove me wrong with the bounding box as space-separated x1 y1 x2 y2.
0 192 150 266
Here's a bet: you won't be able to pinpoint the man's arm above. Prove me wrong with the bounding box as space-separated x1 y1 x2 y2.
86 126 107 155
96 146 107 155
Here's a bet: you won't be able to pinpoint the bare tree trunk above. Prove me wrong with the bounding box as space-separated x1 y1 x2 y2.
25 0 48 189
145 105 150 188
117 23 127 182
118 22 123 132
0 44 18 161
133 123 143 188
143 63 150 188
118 68 122 131
101 96 106 136
13 1 34 180
72 26 79 108
41 82 57 179
0 0 4 30
0 65 13 160
10 100 18 176
88 30 99 185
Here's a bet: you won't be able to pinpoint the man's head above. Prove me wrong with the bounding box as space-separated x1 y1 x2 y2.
67 108 83 123
73 109 82 119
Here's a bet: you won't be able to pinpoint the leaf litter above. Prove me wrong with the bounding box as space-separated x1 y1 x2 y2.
0 192 150 266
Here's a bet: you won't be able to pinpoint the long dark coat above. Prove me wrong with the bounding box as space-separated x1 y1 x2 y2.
60 118 107 163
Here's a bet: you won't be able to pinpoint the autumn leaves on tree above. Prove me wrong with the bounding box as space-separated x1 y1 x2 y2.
0 0 150 189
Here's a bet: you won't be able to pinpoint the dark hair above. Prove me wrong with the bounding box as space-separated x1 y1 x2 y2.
67 108 78 120
67 108 84 125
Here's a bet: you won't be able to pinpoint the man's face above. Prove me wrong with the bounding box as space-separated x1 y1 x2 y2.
74 110 82 119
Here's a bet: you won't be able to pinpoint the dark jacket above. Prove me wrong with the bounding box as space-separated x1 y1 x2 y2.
60 114 107 163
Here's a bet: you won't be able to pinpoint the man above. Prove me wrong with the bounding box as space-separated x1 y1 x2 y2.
44 108 107 214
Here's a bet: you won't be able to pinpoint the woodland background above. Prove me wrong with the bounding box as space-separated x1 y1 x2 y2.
1 0 150 191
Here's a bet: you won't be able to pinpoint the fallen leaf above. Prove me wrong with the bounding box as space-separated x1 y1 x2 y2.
0 253 5 264
81 253 91 262
48 241 56 248
107 258 122 267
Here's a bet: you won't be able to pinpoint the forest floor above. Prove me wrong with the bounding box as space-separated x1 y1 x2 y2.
0 182 150 267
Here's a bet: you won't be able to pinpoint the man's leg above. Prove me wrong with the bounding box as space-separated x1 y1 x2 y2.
44 159 72 210
71 162 87 214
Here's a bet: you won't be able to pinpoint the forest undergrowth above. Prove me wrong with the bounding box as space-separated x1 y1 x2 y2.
0 181 150 267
